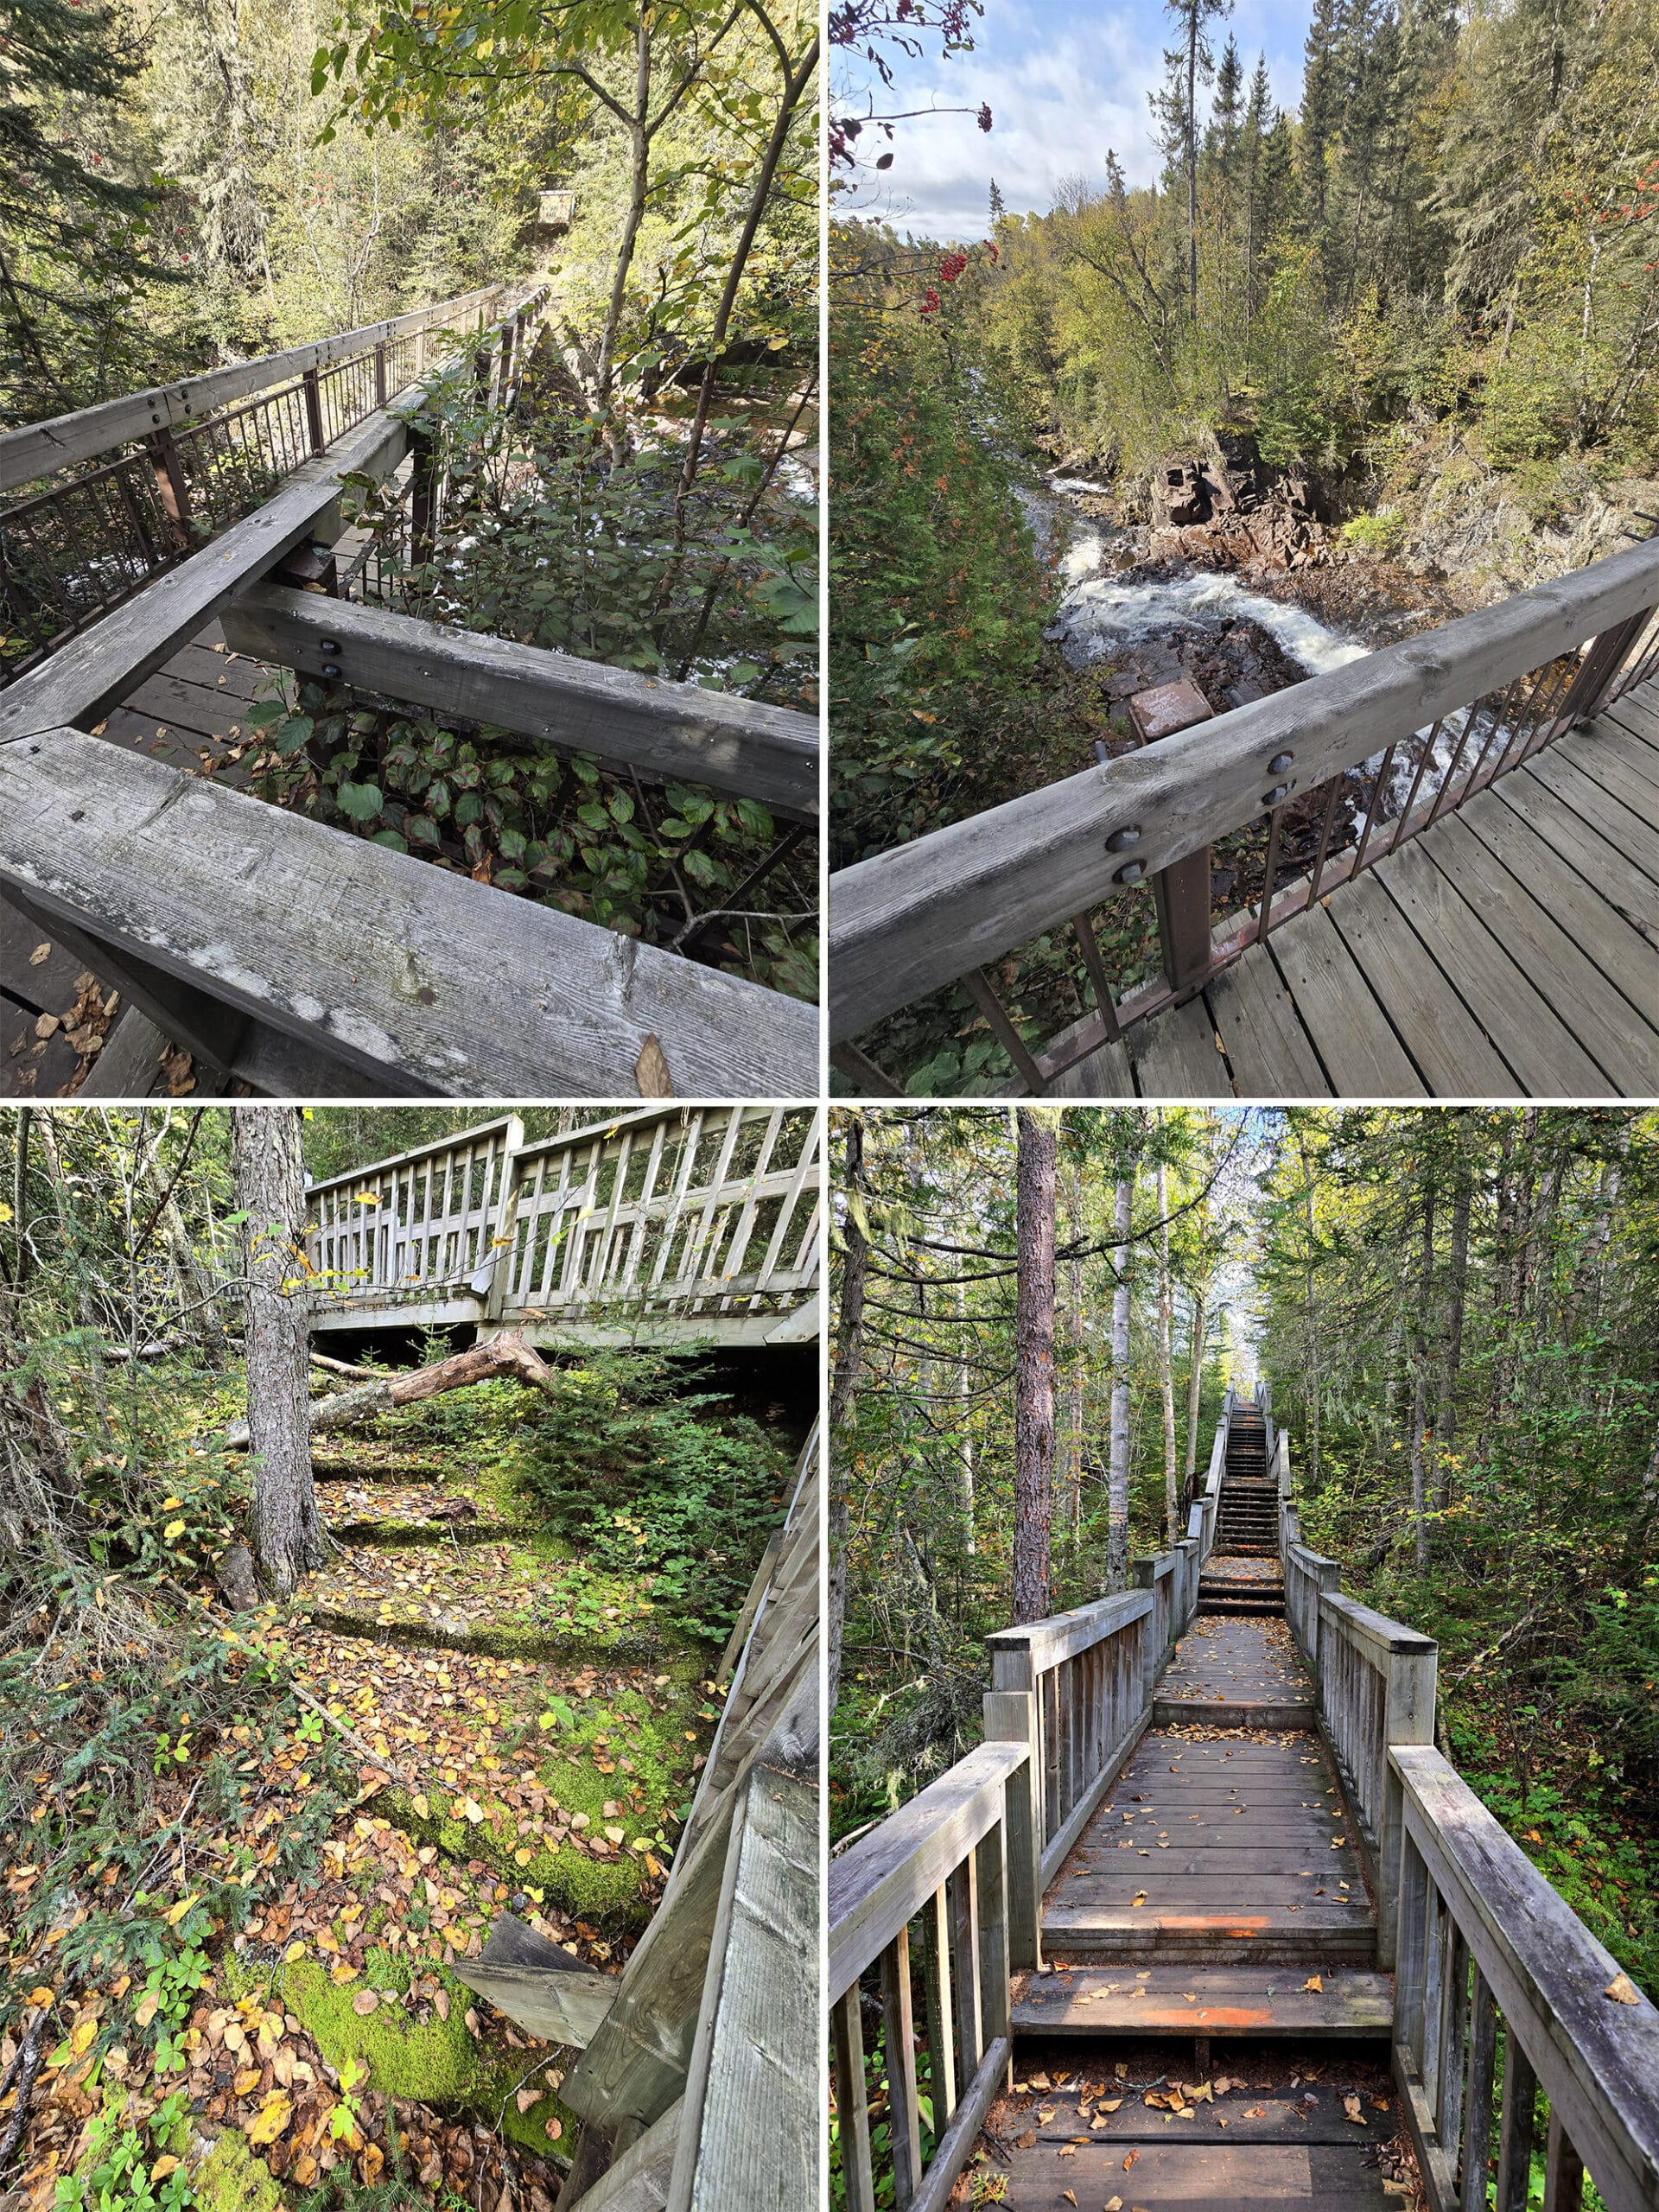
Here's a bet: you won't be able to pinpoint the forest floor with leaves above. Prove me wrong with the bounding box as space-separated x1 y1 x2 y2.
0 1404 728 2212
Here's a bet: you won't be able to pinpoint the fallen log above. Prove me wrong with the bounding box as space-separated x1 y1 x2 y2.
226 1330 556 1448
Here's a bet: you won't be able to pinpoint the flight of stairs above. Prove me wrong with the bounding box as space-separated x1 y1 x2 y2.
1198 1402 1285 1618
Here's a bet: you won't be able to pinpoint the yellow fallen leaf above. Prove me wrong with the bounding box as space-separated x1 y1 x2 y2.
1344 2094 1365 2124
1605 1974 1640 2005
1302 1974 1323 1993
133 1993 160 2031
233 2068 262 2095
1106 2199 1122 2210
1062 2194 1076 2207
164 1520 186 1541
360 2143 385 2183
149 2158 181 2183
1096 2097 1122 2112
331 1963 360 1985
245 2091 292 2146
411 1793 430 1821
69 2020 97 2056
165 1894 200 1927
462 1799 484 1825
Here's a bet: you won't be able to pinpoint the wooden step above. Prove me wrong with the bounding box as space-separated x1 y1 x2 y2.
1040 1904 1377 1963
1013 1963 1394 2039
1154 1697 1314 1727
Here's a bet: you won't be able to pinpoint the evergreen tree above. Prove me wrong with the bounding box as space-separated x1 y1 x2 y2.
989 175 1005 223
0 0 169 410
1299 0 1345 228
1153 0 1233 321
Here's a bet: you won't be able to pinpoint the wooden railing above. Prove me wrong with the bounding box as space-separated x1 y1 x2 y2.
829 1404 1227 2209
0 288 522 684
829 536 1659 1091
0 280 818 1098
306 1104 821 1343
1270 1377 1659 2210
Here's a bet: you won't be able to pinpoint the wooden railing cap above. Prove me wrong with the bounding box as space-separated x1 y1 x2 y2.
1320 1589 1437 1656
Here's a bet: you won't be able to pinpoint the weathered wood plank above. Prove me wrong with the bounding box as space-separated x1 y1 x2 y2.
1369 838 1607 1095
1424 812 1659 1092
1203 939 1333 1096
1011 1963 1394 2038
0 288 505 491
668 1762 818 2212
0 408 413 741
0 726 819 1096
827 535 1659 1036
1521 745 1659 890
1323 868 1519 1094
1128 993 1235 1096
221 586 820 822
1263 903 1427 1096
452 1910 618 2048
1394 1745 1659 2212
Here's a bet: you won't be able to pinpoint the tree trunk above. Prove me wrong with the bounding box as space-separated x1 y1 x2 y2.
1156 1148 1178 1544
1062 1160 1085 1567
1106 1160 1135 1592
1184 1285 1206 1490
1408 1180 1436 1573
955 1277 975 1558
1434 1141 1471 1510
827 1113 868 1715
1011 1109 1057 1626
1561 1122 1630 1345
595 28 652 412
226 1330 556 1448
232 1107 324 1599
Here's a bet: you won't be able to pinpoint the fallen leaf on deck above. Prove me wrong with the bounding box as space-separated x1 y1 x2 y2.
1344 2094 1364 2124
1302 1975 1323 1993
1123 2150 1139 2171
1605 1974 1639 2005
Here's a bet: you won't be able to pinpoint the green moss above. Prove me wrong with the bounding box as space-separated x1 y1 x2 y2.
273 1957 575 2152
190 2131 283 2212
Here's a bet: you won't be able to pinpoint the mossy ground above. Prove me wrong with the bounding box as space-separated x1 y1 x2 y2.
191 2128 284 2212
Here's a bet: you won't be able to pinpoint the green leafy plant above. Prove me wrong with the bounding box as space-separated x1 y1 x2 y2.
54 2088 194 2212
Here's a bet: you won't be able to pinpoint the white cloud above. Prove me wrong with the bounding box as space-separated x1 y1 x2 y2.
840 0 1307 243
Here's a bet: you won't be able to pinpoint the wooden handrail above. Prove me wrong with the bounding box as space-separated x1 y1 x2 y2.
1392 1745 1659 2212
829 534 1659 1046
1268 1369 1656 2210
0 286 509 493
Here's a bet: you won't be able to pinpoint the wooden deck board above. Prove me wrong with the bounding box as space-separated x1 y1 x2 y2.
1156 1618 1309 1709
1425 810 1659 1092
991 2136 1395 2206
1048 1029 1137 1098
1261 905 1425 1096
1098 689 1659 1098
1321 868 1520 1095
1128 995 1234 1096
1202 944 1332 1096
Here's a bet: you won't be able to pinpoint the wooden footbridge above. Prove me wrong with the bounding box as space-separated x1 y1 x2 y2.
830 1386 1659 2209
0 286 817 1098
304 1105 822 1350
830 545 1659 1096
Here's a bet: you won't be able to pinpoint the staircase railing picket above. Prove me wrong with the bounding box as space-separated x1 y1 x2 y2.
1268 1373 1659 2212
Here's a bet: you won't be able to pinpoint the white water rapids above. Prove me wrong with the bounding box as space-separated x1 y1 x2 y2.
1020 477 1486 818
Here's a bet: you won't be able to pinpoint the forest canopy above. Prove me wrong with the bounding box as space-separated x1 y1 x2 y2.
830 1104 1659 1992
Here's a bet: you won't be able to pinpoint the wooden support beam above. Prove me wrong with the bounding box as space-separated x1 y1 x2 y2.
220 585 820 821
0 725 819 1096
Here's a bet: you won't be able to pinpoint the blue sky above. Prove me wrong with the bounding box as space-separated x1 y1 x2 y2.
839 0 1313 242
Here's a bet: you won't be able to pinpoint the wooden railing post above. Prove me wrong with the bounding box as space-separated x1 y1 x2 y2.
1132 1558 1162 1708
483 1113 526 1319
1547 606 1655 734
302 365 326 454
1377 1637 1438 1969
982 1689 1042 1972
146 425 193 551
373 340 387 407
1128 680 1217 995
409 429 435 569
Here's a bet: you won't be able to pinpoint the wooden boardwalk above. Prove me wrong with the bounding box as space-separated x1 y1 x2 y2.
0 618 275 1096
995 1445 1395 2207
1045 689 1659 1097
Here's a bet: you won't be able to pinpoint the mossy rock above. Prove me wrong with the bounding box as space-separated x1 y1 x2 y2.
190 2129 285 2212
267 1956 575 2158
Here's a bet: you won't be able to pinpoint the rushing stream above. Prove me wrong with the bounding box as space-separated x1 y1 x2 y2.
1019 474 1495 820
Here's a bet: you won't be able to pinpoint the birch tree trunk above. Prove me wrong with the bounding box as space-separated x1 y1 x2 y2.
232 1107 323 1599
1156 1149 1178 1544
1435 1140 1471 1510
1184 1285 1206 1489
955 1277 975 1557
1106 1159 1135 1592
827 1113 868 1714
1012 1109 1057 1625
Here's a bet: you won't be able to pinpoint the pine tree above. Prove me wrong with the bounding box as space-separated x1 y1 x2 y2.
989 176 1005 224
1155 0 1234 321
0 0 168 412
1300 0 1345 228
